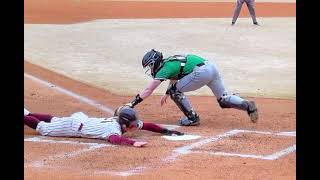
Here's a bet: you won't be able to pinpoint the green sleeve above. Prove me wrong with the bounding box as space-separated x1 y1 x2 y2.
154 61 181 80
154 67 172 81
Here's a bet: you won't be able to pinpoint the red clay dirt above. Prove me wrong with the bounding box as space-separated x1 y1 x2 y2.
25 0 296 24
24 61 295 179
24 1 296 179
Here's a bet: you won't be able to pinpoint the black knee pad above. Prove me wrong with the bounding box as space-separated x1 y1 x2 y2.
217 94 248 110
217 96 232 108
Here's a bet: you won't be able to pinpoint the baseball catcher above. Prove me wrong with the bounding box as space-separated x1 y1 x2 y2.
125 49 258 126
24 106 184 147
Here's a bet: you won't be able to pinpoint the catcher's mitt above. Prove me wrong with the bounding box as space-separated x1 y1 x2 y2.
161 129 184 136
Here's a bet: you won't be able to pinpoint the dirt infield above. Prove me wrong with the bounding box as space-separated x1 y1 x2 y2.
24 62 296 179
25 0 295 24
24 0 296 179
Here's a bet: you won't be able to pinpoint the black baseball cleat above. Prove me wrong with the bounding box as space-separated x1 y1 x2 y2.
179 115 200 126
231 22 235 26
253 22 259 25
246 101 258 123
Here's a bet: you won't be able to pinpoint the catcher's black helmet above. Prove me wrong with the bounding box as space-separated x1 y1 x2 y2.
142 49 163 77
118 106 138 128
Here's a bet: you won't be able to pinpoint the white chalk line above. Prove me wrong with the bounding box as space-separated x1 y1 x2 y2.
95 166 147 177
25 136 111 168
275 131 296 137
25 136 149 176
28 144 108 168
24 129 296 175
164 129 240 162
235 129 296 137
24 73 114 114
116 167 147 176
171 129 296 161
25 136 148 176
193 151 267 160
264 145 296 160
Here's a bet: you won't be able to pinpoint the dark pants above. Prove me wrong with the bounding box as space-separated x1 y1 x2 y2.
232 0 258 24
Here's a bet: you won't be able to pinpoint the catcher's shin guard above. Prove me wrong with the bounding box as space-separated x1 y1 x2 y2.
168 84 200 126
218 93 258 123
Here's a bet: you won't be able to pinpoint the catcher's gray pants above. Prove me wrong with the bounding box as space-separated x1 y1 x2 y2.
232 0 257 24
175 62 246 110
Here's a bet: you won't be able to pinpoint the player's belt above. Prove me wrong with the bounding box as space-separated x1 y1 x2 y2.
196 62 205 67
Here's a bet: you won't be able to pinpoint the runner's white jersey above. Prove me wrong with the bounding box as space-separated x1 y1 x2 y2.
79 114 122 139
37 112 122 140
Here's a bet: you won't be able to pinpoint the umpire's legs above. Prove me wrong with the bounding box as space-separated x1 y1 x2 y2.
232 0 245 24
245 0 258 24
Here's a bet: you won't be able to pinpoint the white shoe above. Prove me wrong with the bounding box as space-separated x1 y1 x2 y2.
24 108 30 116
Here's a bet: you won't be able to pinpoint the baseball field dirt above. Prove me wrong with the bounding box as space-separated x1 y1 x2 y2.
24 0 296 179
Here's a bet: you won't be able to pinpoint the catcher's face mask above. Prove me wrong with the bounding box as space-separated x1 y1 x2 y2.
144 61 155 77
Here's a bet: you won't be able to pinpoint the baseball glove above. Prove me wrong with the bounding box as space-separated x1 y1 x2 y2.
161 129 184 136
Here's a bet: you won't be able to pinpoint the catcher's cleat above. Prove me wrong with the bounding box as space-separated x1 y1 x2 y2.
178 115 200 126
246 101 258 123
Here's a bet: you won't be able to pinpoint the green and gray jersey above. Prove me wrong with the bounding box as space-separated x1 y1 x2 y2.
154 54 206 81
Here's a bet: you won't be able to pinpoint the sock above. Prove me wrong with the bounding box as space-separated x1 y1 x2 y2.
141 122 165 133
28 113 53 122
24 116 40 129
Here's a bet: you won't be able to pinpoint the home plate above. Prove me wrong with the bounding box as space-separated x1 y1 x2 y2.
162 134 201 141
